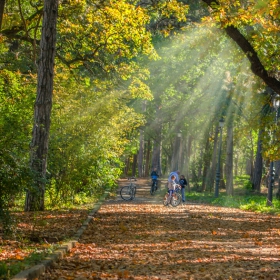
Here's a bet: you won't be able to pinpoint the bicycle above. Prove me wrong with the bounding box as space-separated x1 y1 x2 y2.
150 176 158 195
120 177 137 201
163 185 182 207
172 185 182 206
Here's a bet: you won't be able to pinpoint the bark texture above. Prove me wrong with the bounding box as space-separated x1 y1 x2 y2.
25 0 58 211
208 124 219 191
171 135 178 171
151 137 162 175
225 124 233 195
0 0 5 30
144 139 151 177
137 129 145 177
252 130 263 193
202 131 211 192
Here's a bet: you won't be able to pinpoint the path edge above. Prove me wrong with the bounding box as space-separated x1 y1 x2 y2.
11 190 110 280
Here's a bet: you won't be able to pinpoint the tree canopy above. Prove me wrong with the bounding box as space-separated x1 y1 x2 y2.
0 0 280 212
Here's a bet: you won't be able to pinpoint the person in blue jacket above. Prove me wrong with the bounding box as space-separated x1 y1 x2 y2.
151 167 159 190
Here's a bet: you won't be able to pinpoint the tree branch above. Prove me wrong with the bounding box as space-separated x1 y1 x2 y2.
1 7 43 37
201 0 280 94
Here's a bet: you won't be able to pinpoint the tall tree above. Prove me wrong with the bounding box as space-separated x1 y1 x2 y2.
0 0 5 30
208 124 219 191
138 101 147 177
151 127 162 175
252 129 263 192
144 139 151 176
25 0 58 211
138 129 145 177
225 123 234 195
201 0 280 94
201 131 211 192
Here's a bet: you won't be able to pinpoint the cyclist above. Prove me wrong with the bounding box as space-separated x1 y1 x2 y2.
168 170 180 183
150 167 159 190
166 175 179 204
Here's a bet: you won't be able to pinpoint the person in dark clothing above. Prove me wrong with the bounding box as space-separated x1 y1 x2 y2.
179 175 187 203
151 168 159 190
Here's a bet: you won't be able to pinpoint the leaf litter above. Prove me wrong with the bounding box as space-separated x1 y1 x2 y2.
38 179 280 279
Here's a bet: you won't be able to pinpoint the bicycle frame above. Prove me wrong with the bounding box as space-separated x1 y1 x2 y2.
120 177 137 201
163 185 182 207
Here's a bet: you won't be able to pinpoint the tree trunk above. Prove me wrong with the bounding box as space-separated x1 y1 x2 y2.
252 129 263 193
25 0 58 211
246 158 254 182
124 157 130 176
208 124 219 192
234 154 238 176
198 148 203 179
171 135 179 171
151 132 162 175
144 139 151 177
179 138 187 175
220 163 226 189
177 135 183 172
225 124 233 195
149 106 163 174
0 0 5 30
185 136 192 192
202 132 211 192
137 129 144 177
275 161 280 198
137 101 146 177
132 154 137 177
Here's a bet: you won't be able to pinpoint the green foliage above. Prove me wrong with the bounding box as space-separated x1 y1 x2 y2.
235 175 251 187
1 0 279 213
1 0 161 210
42 72 146 205
0 245 59 280
0 69 34 220
0 209 17 237
0 262 9 280
56 0 158 79
144 25 261 175
187 186 280 215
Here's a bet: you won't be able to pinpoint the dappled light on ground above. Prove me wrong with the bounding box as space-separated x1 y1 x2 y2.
39 179 280 280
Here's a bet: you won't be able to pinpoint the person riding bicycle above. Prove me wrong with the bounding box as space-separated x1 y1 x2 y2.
151 167 159 190
168 170 180 184
166 175 180 204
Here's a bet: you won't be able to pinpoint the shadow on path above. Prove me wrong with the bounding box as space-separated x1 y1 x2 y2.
39 178 280 280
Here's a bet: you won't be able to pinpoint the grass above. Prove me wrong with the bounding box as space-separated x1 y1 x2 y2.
0 187 117 280
0 244 59 280
187 175 280 215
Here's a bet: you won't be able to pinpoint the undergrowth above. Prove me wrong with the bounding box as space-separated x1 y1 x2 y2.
187 175 280 215
0 245 59 280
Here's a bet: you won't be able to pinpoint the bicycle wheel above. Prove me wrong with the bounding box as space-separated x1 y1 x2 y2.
163 193 169 206
154 181 158 191
130 186 136 200
120 186 133 200
150 183 155 195
171 193 182 207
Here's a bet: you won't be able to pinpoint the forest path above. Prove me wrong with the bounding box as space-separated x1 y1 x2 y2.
39 178 280 280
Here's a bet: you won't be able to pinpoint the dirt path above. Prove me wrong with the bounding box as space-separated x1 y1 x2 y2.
39 178 280 280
